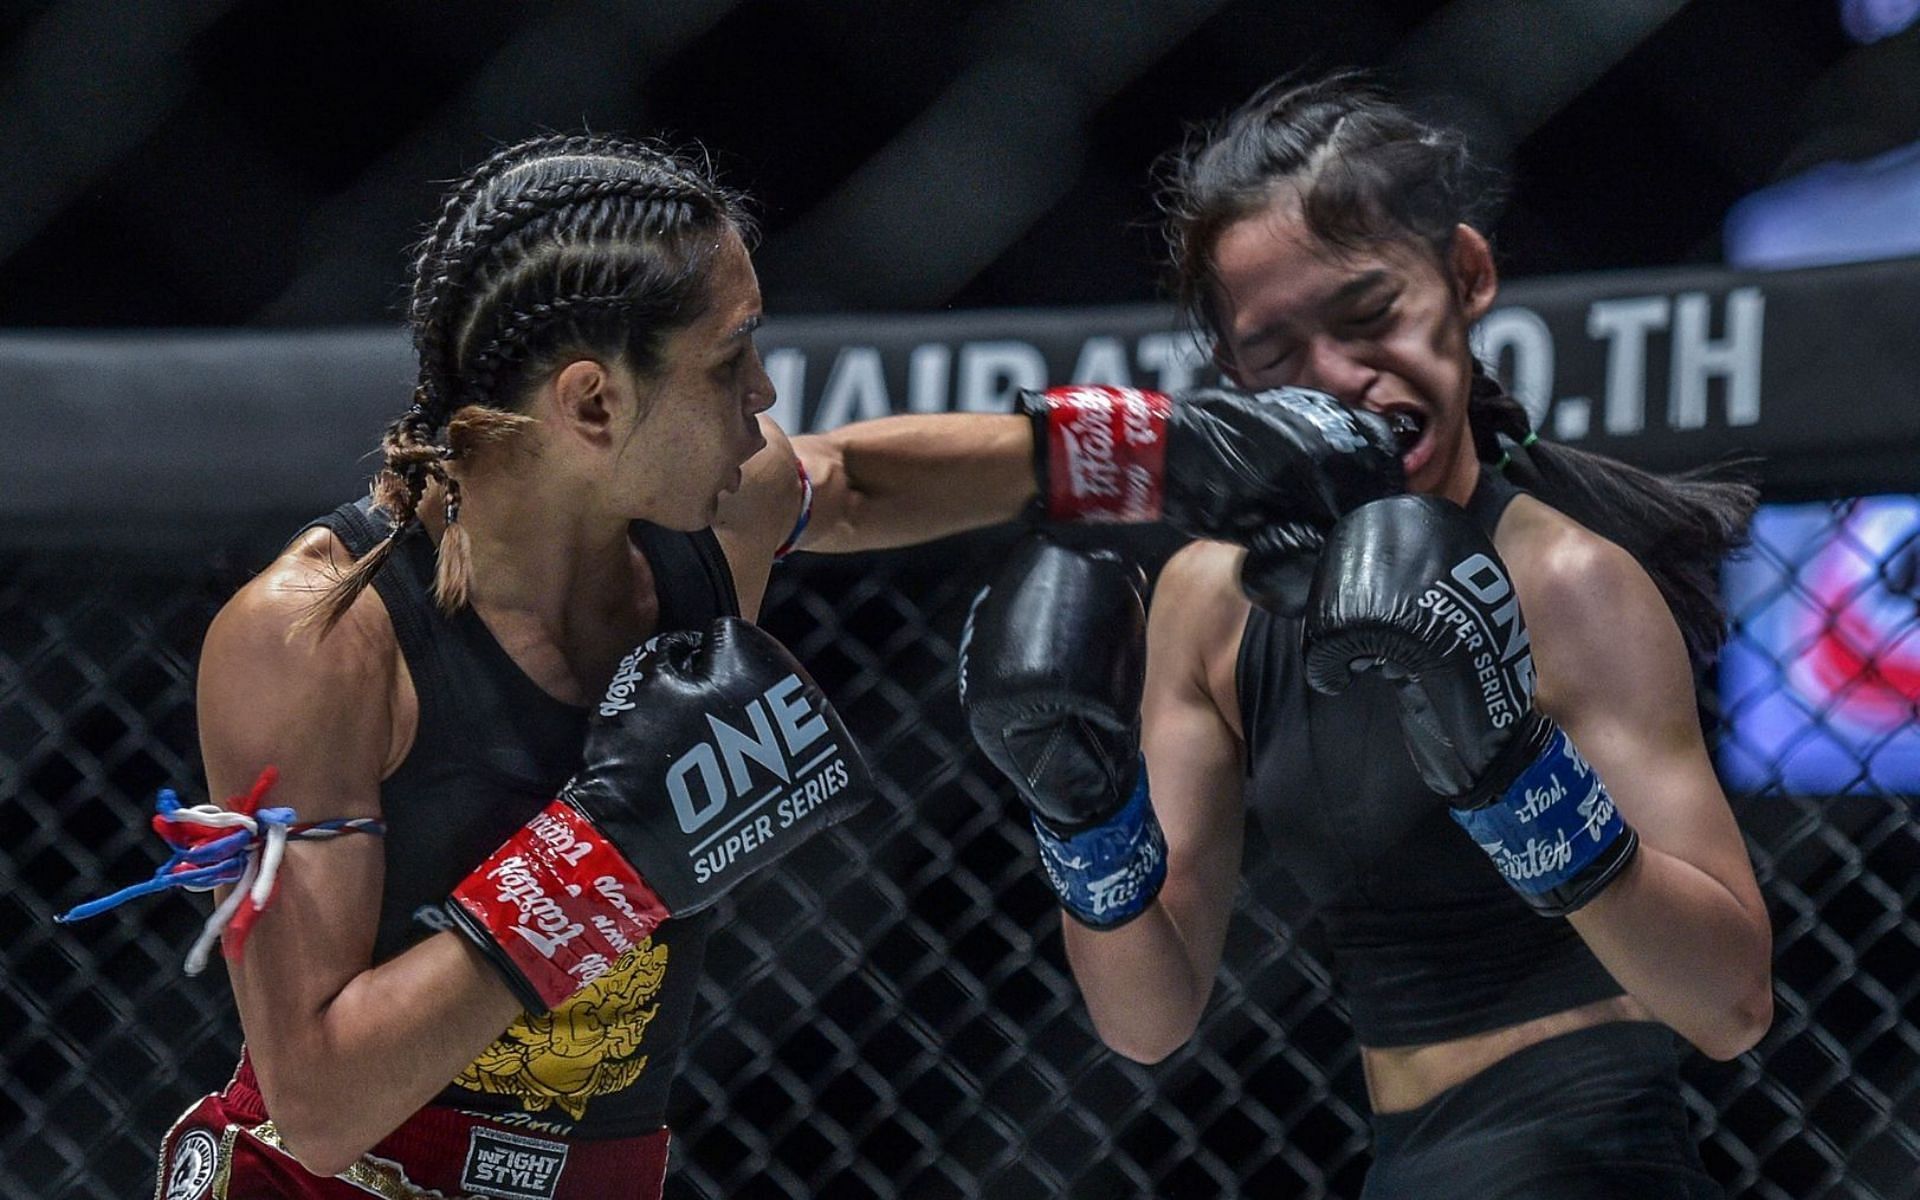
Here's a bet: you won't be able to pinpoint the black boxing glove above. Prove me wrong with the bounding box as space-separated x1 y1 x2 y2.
1018 384 1403 535
1237 520 1327 618
447 618 872 1012
1300 496 1639 917
958 535 1166 929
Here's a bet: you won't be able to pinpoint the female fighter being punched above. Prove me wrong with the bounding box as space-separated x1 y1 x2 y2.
961 73 1770 1199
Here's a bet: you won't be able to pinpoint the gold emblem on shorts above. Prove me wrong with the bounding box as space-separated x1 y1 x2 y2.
455 937 668 1120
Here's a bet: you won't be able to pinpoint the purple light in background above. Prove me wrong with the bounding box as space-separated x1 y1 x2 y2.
1725 139 1920 268
1839 0 1920 43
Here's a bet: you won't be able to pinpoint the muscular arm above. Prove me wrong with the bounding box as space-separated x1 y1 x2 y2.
792 413 1034 552
1521 527 1773 1060
1063 541 1249 1062
203 540 521 1176
713 412 1033 606
750 383 1402 558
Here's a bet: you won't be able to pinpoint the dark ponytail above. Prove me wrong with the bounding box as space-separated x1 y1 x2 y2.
1160 71 1757 666
1466 361 1757 666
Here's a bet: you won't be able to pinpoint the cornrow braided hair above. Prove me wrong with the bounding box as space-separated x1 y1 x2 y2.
299 133 751 638
1161 71 1757 668
458 292 644 413
402 136 609 419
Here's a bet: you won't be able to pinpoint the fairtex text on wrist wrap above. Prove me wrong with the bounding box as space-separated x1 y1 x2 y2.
1030 760 1168 929
1022 387 1171 523
448 797 671 1012
1449 725 1639 918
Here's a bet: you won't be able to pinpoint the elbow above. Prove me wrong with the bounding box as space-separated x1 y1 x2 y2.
1695 980 1775 1062
1095 1011 1200 1065
265 1109 366 1179
293 1147 364 1182
1725 982 1776 1060
1712 926 1779 1059
254 1071 373 1178
1106 1030 1192 1066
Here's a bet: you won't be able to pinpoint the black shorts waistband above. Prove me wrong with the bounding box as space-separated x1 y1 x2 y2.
1364 1021 1719 1200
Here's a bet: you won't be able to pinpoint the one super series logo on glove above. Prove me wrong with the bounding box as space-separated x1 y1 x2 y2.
1418 552 1536 728
665 673 855 884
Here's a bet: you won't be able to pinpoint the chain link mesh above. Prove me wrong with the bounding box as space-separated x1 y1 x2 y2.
4 505 1917 1199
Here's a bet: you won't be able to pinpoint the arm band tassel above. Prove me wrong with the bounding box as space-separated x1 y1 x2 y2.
56 766 385 975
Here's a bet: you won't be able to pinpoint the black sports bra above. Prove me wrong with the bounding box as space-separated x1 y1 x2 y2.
1234 471 1624 1047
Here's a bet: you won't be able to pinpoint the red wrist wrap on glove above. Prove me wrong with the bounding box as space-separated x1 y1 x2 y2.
449 798 670 1011
1038 387 1170 522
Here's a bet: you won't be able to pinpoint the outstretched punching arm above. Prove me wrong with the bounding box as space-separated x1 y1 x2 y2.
776 384 1400 556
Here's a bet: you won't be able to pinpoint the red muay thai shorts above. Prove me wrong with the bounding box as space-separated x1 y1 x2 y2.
152 1058 668 1200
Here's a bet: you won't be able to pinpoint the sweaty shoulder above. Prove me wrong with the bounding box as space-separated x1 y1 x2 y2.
1496 495 1683 714
1149 539 1253 740
196 527 413 821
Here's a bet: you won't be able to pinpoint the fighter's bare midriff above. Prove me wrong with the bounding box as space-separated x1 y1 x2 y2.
1360 994 1655 1113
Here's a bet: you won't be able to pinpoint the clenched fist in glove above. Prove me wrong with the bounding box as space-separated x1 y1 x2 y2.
958 535 1165 929
1301 496 1639 916
447 618 872 1012
1018 385 1404 613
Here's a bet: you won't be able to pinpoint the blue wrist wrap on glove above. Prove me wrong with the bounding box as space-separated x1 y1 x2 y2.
1030 760 1167 929
1450 726 1626 898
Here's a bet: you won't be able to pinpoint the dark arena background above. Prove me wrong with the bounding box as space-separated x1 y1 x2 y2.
6 3 1920 1198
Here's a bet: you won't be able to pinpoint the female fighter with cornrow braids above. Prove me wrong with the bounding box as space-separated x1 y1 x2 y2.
139 130 1412 1198
156 135 891 1199
961 74 1771 1197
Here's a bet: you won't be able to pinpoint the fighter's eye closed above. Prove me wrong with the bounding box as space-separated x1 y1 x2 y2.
1348 301 1395 329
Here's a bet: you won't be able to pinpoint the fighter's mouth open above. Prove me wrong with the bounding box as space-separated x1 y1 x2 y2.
1385 411 1424 451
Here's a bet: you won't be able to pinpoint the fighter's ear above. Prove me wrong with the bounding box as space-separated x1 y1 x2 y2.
1448 224 1499 322
544 358 620 447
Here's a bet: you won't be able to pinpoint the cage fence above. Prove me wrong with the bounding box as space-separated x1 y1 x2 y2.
3 497 1918 1200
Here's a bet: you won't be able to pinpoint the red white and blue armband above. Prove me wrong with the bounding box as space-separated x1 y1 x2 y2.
1449 725 1640 918
774 457 814 560
54 767 385 973
1029 762 1168 929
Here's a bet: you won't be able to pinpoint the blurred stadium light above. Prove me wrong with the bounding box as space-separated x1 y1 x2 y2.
1840 0 1920 44
258 0 747 323
1389 0 1689 159
0 1 235 265
0 0 1910 327
1725 139 1920 269
759 0 1232 308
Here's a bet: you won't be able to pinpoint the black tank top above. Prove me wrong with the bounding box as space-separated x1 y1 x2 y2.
1235 471 1623 1048
312 498 739 1137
